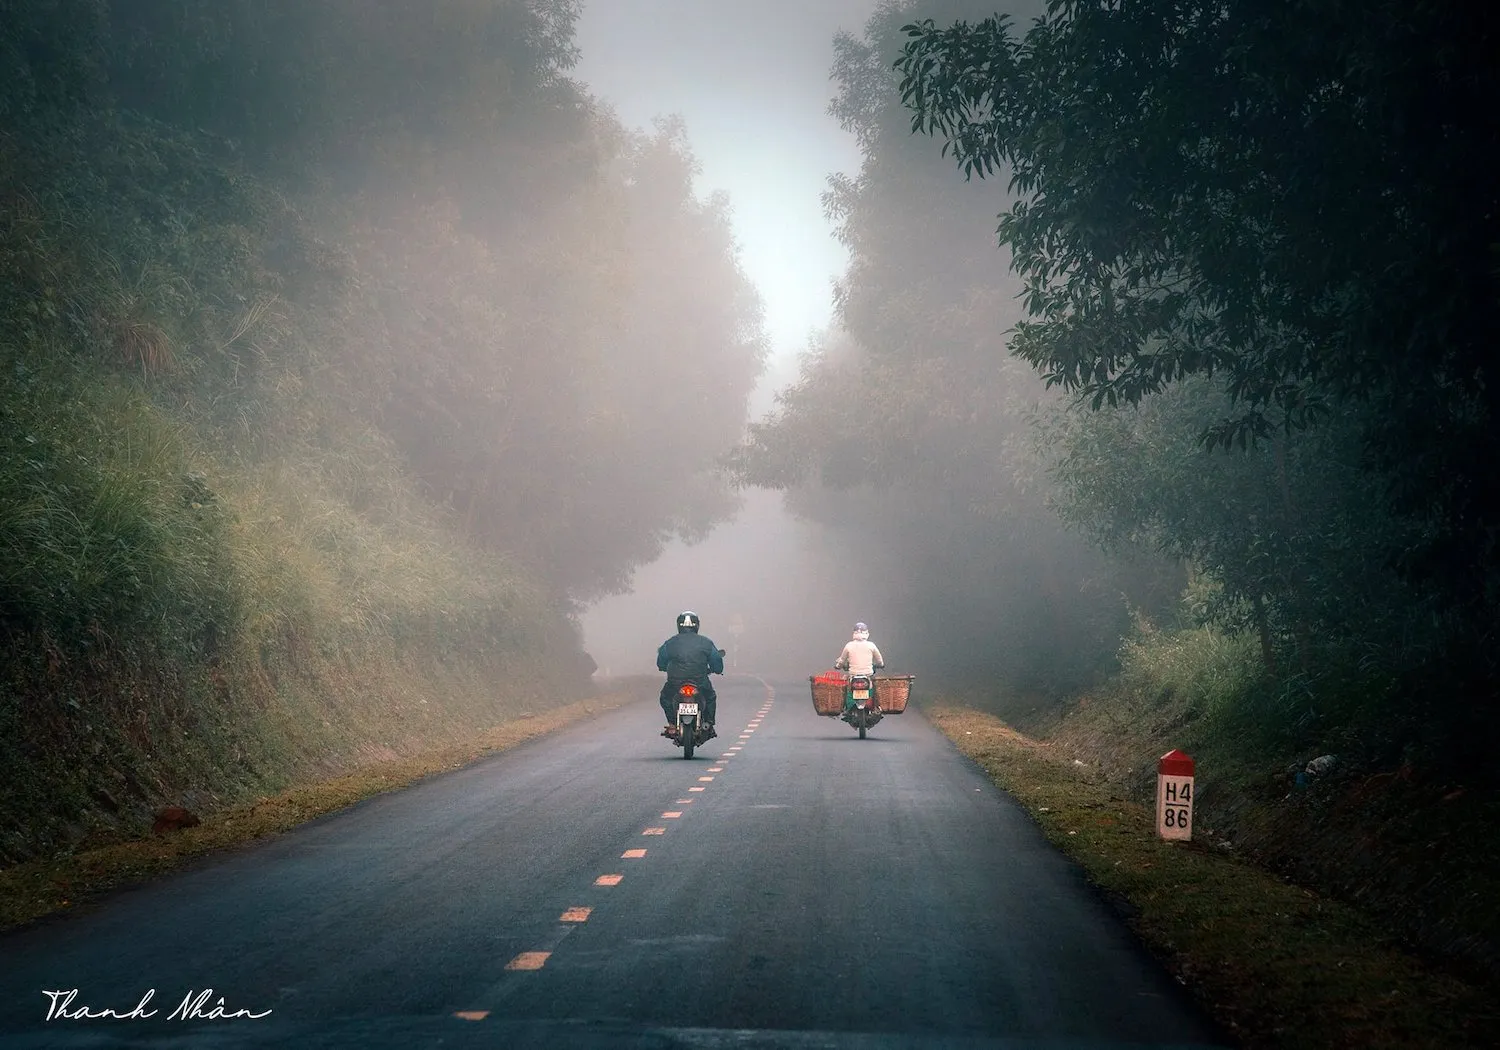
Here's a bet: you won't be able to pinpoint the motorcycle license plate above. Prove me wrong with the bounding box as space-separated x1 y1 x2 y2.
852 688 870 699
677 703 699 717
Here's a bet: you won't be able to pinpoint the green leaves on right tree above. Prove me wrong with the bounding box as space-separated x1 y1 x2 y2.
895 0 1500 663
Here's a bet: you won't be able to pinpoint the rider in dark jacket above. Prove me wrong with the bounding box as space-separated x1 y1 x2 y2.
657 610 723 735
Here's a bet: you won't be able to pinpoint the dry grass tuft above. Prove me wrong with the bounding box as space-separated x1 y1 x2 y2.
114 319 174 374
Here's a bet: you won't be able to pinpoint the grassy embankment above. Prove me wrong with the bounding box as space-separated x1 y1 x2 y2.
927 624 1499 1048
0 680 648 933
2 349 592 832
0 117 613 915
0 344 639 923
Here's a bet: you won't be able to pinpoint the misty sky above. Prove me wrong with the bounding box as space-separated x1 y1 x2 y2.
572 1 884 673
573 0 879 369
578 488 892 678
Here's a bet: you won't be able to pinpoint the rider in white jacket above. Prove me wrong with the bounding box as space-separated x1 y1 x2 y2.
835 623 884 711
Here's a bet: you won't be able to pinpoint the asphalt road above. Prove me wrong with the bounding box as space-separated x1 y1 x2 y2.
0 676 1231 1049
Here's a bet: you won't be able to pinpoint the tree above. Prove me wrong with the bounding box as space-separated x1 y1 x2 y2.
2 0 767 605
731 2 1164 691
1041 377 1434 674
895 1 1500 657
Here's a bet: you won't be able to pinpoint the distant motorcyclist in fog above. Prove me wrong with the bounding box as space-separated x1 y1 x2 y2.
834 622 884 713
657 611 723 736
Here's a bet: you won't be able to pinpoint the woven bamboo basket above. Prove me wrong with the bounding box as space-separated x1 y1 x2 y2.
809 671 847 716
874 675 914 714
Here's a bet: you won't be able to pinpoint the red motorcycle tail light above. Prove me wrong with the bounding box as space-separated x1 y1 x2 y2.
679 683 697 696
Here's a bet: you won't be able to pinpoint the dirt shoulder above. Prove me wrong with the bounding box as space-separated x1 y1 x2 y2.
927 701 1499 1050
0 687 641 933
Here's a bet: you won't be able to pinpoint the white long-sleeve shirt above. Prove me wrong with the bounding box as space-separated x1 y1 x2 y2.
836 639 885 676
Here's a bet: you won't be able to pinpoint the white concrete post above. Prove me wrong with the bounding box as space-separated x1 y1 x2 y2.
1156 749 1195 841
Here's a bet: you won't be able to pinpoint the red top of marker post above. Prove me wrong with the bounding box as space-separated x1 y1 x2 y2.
1158 749 1195 777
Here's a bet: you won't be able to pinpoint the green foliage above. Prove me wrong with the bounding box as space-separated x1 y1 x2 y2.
0 0 764 859
1116 623 1261 717
731 1 1168 690
0 0 110 122
0 351 234 653
3 0 764 605
895 0 1500 653
335 114 766 599
1041 377 1439 672
103 0 585 179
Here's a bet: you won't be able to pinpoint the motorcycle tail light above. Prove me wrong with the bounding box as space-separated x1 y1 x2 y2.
679 683 697 697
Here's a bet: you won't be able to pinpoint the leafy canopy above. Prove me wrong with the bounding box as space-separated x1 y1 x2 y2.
894 0 1500 628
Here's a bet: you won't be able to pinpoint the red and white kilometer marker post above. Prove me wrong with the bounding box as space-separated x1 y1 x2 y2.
1156 749 1195 841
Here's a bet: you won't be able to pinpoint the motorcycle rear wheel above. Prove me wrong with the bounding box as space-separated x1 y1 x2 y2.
682 722 696 759
857 708 867 739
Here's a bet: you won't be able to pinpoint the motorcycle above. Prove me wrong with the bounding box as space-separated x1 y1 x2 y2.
659 649 724 759
841 672 883 739
666 682 714 759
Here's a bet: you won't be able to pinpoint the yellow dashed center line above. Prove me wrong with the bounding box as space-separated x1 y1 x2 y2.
496 694 778 992
505 952 550 971
454 1010 490 1021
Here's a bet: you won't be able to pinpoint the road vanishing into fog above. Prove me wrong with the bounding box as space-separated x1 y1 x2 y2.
0 677 1230 1049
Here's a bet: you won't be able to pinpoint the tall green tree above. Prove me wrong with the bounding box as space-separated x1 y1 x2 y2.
895 0 1500 665
2 0 768 605
1041 377 1433 675
733 1 1159 691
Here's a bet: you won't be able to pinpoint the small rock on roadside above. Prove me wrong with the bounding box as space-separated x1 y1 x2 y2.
1305 754 1337 777
152 806 200 835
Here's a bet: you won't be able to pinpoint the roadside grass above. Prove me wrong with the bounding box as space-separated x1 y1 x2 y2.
1019 623 1500 993
0 684 644 934
0 338 597 867
928 702 1500 1050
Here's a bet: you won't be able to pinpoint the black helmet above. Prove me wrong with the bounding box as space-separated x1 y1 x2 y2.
676 610 700 633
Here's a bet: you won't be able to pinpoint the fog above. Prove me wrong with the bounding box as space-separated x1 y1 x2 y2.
573 0 878 354
580 486 892 679
5 0 1496 1027
4 0 1481 767
569 0 1107 693
573 0 885 681
582 348 896 682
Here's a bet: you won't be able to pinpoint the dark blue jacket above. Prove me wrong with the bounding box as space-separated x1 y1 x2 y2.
657 632 724 681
